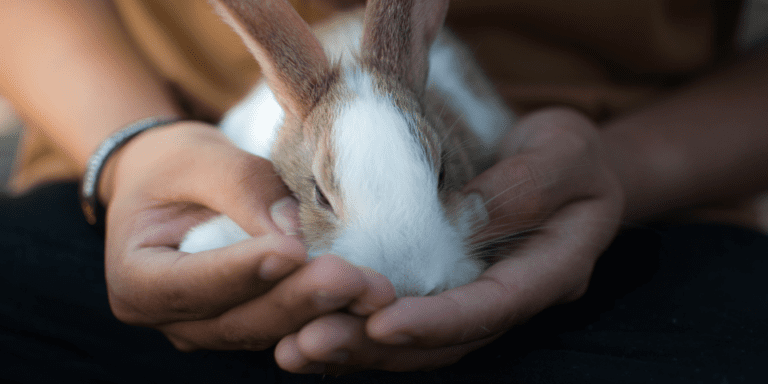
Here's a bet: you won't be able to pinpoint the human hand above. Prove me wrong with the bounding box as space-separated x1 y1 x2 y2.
101 121 395 351
273 107 625 373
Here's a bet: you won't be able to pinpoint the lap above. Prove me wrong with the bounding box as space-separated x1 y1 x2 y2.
2 183 766 383
335 223 768 383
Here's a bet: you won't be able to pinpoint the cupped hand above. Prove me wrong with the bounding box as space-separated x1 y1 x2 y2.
274 107 625 373
101 121 395 351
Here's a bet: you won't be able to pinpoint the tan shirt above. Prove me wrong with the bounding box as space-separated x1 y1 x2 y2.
9 0 733 192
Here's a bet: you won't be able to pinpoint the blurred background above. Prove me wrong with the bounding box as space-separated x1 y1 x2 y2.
0 98 20 192
1 0 766 207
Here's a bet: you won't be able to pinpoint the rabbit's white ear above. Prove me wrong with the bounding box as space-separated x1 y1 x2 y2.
361 0 450 95
210 0 334 119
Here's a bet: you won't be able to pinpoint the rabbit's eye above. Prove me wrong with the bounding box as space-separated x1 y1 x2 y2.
438 163 446 189
314 183 332 211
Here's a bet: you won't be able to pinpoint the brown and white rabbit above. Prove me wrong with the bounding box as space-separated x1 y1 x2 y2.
179 0 515 297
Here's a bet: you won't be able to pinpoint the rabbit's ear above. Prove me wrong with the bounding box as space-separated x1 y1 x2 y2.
211 0 333 119
361 0 449 95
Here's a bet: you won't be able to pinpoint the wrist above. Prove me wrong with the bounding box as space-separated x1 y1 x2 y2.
81 116 184 227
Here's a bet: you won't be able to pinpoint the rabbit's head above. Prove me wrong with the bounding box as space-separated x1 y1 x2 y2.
212 0 488 296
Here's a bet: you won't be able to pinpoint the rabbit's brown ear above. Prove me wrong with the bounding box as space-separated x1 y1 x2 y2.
361 0 449 95
211 0 333 119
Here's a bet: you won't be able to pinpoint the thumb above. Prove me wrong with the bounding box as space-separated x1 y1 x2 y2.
463 156 546 237
205 150 295 237
269 195 301 236
113 122 296 238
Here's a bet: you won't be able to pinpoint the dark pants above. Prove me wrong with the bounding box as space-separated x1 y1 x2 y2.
2 183 766 383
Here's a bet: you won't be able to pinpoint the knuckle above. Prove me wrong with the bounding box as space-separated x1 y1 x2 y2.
107 277 211 326
106 287 157 326
159 284 200 319
105 265 202 325
107 298 143 326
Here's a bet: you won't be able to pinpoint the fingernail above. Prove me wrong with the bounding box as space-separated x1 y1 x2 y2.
270 196 300 236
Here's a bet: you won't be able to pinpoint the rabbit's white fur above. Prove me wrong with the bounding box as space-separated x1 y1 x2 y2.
327 69 485 294
180 8 514 297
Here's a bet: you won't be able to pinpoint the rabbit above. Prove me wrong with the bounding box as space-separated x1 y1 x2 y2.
179 0 516 297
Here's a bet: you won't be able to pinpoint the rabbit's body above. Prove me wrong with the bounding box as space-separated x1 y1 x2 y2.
180 2 515 297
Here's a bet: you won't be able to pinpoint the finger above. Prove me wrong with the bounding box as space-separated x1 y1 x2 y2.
157 255 383 351
278 313 490 373
464 110 607 239
367 196 621 349
347 266 397 316
295 313 373 366
191 148 291 237
275 334 326 374
275 314 362 373
464 144 599 239
107 233 306 325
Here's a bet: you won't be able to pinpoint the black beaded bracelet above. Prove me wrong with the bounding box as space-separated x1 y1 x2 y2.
80 116 183 227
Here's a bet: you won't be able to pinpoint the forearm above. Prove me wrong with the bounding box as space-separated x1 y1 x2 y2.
601 48 768 221
0 1 181 173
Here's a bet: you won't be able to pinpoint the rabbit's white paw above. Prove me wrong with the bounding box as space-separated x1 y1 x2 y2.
179 215 250 253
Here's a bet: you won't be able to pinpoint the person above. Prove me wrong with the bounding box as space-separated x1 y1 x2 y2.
1 0 766 382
